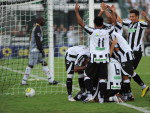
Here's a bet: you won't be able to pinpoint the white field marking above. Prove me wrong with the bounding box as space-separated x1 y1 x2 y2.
118 103 150 113
0 65 150 112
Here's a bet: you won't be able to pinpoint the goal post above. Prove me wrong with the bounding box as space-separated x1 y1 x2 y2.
47 0 54 80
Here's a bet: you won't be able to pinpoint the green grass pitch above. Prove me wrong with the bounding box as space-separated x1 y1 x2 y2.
0 56 150 113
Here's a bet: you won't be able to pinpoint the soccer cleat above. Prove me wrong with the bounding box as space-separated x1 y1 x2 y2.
20 83 28 85
68 97 76 102
127 96 134 101
141 86 149 97
83 96 94 103
74 91 82 101
49 80 59 85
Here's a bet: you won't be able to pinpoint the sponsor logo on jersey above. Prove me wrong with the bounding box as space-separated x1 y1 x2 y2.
128 28 136 33
95 47 105 51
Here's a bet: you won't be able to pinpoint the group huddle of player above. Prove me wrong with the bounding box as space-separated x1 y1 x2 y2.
65 2 149 103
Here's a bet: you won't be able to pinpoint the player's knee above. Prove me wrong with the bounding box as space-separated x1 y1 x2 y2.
122 75 129 80
122 76 130 83
67 74 74 78
28 65 33 68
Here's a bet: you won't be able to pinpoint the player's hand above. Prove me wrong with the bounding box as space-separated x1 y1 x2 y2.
75 1 80 13
141 11 147 17
101 2 107 11
108 5 116 12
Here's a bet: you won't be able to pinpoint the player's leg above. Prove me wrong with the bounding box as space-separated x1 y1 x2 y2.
83 63 95 102
98 63 108 103
74 72 86 101
78 71 85 93
132 51 149 97
121 61 134 101
21 52 38 85
65 59 75 101
39 53 58 85
41 61 58 85
21 65 34 85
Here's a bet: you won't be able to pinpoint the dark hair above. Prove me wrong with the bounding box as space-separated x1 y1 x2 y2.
94 16 103 27
130 9 139 16
36 16 44 24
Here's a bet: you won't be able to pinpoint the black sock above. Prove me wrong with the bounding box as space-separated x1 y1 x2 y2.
99 82 107 98
84 79 93 94
121 83 131 94
66 78 72 95
132 74 144 86
78 78 85 93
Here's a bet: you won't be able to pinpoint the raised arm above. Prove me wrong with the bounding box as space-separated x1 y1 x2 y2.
110 38 118 57
141 11 150 22
75 1 85 28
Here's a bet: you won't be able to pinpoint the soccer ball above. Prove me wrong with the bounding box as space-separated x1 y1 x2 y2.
25 88 35 97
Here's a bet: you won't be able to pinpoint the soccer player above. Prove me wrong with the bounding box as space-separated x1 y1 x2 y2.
65 45 90 101
122 9 149 97
110 32 135 101
75 1 115 103
21 16 58 85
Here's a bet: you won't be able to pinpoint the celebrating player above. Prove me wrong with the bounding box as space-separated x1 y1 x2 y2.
65 45 90 101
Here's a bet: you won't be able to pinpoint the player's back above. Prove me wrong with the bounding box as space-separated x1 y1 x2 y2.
66 45 89 62
107 58 122 90
89 28 111 63
66 45 89 55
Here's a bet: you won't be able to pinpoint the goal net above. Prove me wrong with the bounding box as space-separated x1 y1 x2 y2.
0 0 89 95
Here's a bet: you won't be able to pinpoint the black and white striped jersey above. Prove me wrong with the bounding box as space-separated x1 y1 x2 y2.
104 22 123 35
65 45 90 64
84 25 114 63
123 20 148 51
111 31 134 63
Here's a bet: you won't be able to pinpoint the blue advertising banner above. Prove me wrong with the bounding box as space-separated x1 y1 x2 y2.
0 45 69 59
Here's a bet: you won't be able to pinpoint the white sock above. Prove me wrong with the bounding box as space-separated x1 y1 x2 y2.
68 95 72 99
99 98 104 103
142 84 146 89
42 66 54 83
22 66 31 83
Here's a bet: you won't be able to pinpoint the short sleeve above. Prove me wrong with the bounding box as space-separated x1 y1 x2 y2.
84 25 94 35
139 21 148 29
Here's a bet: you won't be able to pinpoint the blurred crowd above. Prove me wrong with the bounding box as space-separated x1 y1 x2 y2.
124 0 150 16
53 24 85 46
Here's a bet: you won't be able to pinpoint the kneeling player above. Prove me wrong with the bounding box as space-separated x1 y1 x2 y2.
91 58 123 103
65 45 90 101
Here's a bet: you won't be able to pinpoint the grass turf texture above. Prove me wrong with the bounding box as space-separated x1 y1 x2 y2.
0 56 150 113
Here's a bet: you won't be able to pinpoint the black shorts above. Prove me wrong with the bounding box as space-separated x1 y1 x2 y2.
121 60 134 76
85 62 108 79
133 51 142 69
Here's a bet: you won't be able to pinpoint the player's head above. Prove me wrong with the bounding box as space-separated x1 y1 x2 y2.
36 16 45 26
94 16 103 27
129 9 139 23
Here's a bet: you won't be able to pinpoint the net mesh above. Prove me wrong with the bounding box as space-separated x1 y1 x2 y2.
0 0 89 95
